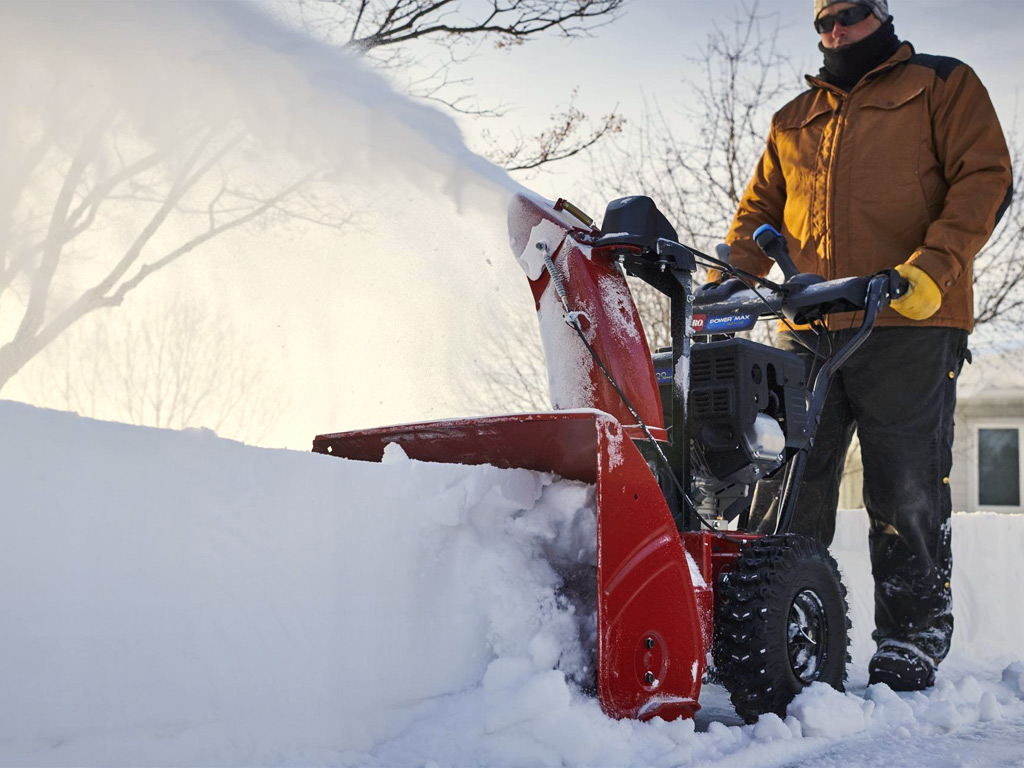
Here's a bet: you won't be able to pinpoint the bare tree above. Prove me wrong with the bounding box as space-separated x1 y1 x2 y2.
463 313 550 412
973 134 1024 331
0 107 350 394
589 3 798 348
592 5 795 253
481 89 625 172
18 294 285 444
295 0 629 172
297 0 626 74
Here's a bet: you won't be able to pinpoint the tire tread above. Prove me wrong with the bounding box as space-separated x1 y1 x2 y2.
712 535 851 723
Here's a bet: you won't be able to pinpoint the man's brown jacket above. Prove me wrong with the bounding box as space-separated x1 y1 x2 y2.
722 43 1012 331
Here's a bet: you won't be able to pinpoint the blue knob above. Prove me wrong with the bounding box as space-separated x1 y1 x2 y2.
753 223 782 240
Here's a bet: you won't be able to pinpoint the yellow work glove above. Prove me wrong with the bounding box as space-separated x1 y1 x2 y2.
891 263 941 320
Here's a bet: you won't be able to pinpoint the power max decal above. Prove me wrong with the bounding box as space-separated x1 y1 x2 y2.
692 313 756 333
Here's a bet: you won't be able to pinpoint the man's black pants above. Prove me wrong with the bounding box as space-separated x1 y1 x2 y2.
751 326 969 663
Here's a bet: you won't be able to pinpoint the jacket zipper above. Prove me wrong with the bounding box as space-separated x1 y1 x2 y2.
825 98 846 286
810 49 905 327
812 51 901 284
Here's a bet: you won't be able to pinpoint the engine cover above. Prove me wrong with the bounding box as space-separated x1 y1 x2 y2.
685 338 810 484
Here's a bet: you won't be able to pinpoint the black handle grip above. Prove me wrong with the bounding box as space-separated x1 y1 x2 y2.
753 224 800 281
888 270 911 299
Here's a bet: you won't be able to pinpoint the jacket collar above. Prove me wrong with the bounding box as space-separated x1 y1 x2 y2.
806 41 914 97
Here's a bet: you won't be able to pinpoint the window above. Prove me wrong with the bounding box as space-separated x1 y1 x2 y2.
973 423 1024 512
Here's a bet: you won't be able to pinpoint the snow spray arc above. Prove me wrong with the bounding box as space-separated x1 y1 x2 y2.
0 0 528 441
0 0 521 220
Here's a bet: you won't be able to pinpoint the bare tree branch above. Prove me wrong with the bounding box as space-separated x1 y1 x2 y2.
974 132 1024 329
298 0 626 52
481 89 624 172
298 0 628 170
12 107 117 348
19 295 286 443
587 1 797 345
0 107 345 394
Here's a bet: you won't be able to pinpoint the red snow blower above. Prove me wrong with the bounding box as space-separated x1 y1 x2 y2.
314 193 909 723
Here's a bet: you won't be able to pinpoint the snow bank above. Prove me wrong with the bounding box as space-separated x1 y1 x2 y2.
0 400 1021 767
0 401 596 765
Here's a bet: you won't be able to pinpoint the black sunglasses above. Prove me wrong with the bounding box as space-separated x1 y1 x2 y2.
814 5 874 34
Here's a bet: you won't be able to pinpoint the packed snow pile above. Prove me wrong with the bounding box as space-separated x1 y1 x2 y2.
1 400 1022 767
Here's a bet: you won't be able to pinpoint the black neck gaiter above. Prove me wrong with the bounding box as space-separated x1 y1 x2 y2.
818 18 901 91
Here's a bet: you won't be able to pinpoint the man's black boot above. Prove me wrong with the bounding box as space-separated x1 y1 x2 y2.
868 642 937 691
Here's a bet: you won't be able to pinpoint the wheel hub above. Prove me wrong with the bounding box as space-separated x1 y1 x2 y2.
788 589 828 683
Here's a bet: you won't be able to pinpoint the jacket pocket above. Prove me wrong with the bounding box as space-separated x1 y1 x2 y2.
860 85 925 112
775 102 833 132
854 85 926 176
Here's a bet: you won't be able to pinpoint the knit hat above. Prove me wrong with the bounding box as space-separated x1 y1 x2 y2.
814 0 889 22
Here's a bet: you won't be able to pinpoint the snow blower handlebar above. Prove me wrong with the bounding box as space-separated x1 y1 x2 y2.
693 228 910 329
594 215 911 536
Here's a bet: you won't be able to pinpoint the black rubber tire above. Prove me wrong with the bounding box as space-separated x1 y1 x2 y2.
712 534 850 723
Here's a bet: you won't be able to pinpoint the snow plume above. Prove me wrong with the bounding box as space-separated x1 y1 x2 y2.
0 0 518 207
0 0 537 447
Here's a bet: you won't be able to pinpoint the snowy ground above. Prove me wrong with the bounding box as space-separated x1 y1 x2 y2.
1 399 1022 767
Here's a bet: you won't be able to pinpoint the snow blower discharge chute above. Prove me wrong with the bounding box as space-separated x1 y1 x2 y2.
313 193 910 723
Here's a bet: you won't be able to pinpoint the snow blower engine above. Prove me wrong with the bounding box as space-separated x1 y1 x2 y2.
313 193 909 724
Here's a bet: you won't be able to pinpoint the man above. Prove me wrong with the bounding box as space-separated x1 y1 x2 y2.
714 0 1012 690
